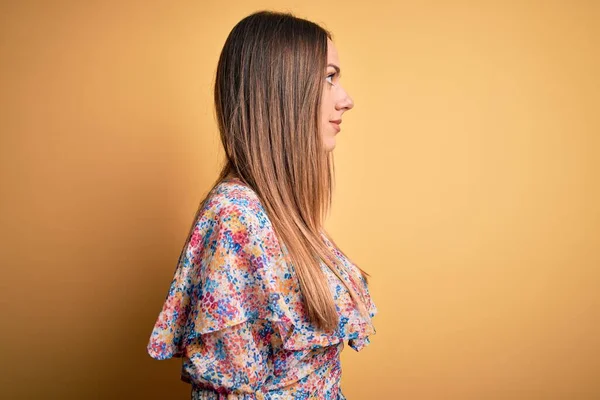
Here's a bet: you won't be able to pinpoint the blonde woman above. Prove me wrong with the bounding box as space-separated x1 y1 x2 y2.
147 10 378 399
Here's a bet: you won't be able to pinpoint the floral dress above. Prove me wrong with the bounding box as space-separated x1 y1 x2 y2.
147 177 378 399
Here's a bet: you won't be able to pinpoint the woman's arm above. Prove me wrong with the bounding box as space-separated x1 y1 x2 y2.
182 319 274 398
148 197 277 398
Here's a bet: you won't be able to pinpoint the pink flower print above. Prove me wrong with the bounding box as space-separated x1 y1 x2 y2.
189 227 201 248
232 230 249 247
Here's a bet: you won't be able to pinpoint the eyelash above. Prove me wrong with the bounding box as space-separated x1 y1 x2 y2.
326 73 336 86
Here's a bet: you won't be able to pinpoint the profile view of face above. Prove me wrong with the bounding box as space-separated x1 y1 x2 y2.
320 38 354 152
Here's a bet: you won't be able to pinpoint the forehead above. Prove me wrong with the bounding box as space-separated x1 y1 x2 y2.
327 38 340 64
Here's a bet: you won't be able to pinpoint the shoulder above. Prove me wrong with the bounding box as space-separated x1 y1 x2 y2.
192 179 275 253
206 180 263 219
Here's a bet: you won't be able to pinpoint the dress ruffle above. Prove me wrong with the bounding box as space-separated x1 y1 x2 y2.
147 181 377 362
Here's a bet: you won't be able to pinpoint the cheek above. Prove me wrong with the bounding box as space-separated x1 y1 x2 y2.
321 93 333 119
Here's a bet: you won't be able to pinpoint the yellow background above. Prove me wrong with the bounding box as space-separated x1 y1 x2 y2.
1 1 598 399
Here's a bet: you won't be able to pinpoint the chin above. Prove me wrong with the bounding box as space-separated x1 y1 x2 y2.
322 135 336 152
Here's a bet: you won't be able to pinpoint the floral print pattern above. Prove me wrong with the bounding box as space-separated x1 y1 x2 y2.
148 177 378 399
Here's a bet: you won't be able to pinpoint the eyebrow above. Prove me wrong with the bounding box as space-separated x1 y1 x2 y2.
327 63 341 77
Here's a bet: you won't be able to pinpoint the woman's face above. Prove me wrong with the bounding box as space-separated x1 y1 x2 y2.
320 38 354 152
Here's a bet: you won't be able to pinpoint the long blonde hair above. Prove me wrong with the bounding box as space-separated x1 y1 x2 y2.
200 10 372 332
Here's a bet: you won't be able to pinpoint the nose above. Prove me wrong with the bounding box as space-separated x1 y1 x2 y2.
336 89 354 112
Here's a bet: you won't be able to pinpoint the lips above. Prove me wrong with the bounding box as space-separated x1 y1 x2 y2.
330 120 341 133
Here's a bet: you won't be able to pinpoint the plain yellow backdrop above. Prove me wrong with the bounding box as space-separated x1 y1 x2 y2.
1 1 599 399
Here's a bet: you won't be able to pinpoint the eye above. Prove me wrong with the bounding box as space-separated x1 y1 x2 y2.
326 73 336 86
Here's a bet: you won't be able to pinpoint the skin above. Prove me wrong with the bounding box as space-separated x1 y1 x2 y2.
320 38 355 152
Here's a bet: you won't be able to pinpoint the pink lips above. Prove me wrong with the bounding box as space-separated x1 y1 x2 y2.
330 120 342 132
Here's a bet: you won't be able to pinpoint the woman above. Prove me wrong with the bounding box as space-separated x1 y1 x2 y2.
147 10 378 399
